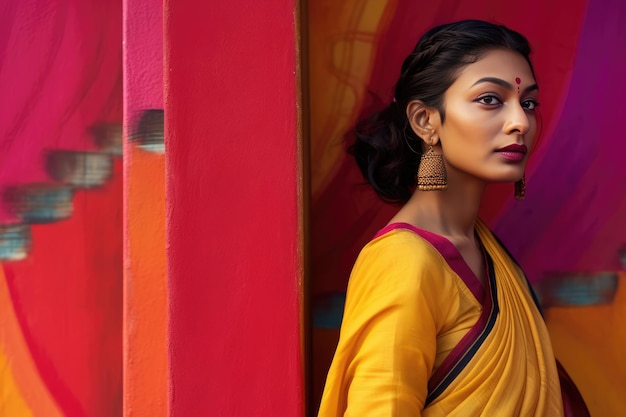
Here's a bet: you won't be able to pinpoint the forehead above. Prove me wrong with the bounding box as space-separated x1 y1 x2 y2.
452 49 536 87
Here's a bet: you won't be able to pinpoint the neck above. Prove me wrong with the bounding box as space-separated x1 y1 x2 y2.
391 170 486 239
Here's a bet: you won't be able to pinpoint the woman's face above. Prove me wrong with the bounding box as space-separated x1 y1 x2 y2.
435 48 538 184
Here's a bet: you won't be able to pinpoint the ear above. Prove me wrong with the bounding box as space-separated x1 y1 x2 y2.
406 100 442 145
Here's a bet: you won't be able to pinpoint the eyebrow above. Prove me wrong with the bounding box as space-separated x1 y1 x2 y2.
471 77 539 94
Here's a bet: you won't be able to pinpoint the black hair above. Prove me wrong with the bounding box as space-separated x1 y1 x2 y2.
349 20 534 204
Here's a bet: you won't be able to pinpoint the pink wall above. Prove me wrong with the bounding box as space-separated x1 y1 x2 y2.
164 0 305 416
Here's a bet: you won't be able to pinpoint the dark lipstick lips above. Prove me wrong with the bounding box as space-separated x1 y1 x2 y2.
496 144 527 154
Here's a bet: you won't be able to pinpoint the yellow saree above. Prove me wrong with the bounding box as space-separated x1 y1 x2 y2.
317 220 564 416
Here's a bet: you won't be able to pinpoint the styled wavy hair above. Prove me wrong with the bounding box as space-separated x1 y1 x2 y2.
349 20 534 204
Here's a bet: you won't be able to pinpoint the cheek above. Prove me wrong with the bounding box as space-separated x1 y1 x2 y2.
443 105 491 135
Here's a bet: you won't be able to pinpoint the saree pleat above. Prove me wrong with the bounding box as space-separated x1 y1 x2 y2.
418 221 562 416
428 221 561 415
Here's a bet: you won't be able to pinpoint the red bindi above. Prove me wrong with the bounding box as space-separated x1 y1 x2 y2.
515 77 521 84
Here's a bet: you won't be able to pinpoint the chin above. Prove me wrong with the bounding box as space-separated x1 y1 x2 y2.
465 165 526 183
485 172 525 183
499 167 526 183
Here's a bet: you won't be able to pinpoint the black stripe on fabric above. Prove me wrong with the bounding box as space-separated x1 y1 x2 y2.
424 253 500 407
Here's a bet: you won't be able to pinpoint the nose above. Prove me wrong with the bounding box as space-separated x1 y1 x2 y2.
503 103 531 136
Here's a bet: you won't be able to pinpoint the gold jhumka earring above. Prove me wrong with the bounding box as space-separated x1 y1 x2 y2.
417 142 447 191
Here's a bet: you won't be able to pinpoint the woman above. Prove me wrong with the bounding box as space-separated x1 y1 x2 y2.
317 20 587 417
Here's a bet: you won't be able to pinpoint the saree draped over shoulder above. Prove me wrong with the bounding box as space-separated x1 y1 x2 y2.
317 220 564 417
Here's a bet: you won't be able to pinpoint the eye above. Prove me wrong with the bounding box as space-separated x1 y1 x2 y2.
521 99 540 110
476 95 502 106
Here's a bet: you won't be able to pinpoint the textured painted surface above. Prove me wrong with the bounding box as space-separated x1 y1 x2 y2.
165 0 305 415
309 0 626 414
0 1 123 416
122 149 166 417
122 0 167 415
